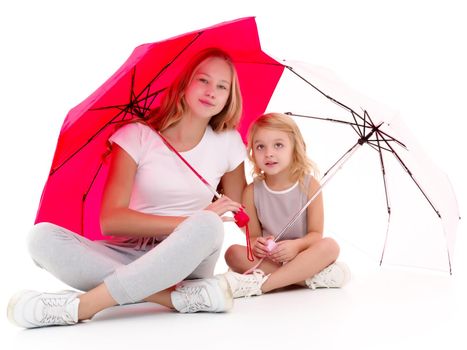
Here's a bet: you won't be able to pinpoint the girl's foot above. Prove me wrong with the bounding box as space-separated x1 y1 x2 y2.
221 269 269 298
305 261 351 289
171 276 233 313
7 290 80 328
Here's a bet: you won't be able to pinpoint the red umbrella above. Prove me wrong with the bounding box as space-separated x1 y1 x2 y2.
35 17 285 240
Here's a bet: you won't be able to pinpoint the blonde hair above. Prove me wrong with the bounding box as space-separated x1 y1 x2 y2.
147 47 242 132
247 113 319 186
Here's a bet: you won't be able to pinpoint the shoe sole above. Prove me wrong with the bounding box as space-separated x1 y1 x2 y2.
216 276 234 312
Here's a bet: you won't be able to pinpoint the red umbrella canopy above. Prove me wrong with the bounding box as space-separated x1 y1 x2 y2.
36 17 285 240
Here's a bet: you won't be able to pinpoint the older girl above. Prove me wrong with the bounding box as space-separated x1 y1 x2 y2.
8 48 246 328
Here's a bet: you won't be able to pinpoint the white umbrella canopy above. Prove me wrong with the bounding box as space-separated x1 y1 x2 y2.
262 59 460 273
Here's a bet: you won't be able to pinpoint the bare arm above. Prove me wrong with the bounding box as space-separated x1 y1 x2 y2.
219 161 247 203
242 183 262 238
242 183 272 258
295 176 324 251
100 145 186 238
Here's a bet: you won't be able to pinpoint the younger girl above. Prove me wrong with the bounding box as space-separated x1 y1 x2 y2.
222 113 350 297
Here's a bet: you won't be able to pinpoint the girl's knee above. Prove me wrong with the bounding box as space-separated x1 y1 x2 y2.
224 245 245 269
224 244 238 262
28 222 55 259
188 211 225 248
176 210 224 250
27 222 75 264
321 237 340 259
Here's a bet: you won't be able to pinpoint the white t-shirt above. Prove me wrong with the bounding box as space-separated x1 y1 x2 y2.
109 122 246 217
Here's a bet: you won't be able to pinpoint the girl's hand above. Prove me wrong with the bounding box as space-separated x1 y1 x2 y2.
204 196 242 222
253 236 274 258
268 240 300 263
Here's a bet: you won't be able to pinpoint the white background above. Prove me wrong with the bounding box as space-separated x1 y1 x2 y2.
1 1 466 349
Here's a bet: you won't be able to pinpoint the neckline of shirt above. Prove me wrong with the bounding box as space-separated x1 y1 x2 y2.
262 179 299 194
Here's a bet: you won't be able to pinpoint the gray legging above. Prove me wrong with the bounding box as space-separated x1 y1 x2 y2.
27 211 224 305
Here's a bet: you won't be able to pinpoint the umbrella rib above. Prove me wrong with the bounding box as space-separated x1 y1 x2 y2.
54 32 223 175
367 141 392 153
287 112 366 132
286 66 372 136
287 66 354 113
93 32 202 117
349 111 364 137
362 110 367 137
53 66 170 175
50 110 129 175
89 88 164 113
374 132 392 266
94 32 203 120
377 128 407 149
351 124 363 138
381 136 441 218
127 31 203 110
380 132 452 274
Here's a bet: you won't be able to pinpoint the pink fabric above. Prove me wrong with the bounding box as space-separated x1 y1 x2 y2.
35 17 285 240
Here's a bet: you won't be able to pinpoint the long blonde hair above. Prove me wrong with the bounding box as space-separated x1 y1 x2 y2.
147 47 243 132
247 113 319 186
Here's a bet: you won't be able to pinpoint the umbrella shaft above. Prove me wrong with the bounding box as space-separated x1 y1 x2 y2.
275 142 361 242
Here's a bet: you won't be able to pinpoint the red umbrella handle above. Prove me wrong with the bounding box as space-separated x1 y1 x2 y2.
233 208 254 262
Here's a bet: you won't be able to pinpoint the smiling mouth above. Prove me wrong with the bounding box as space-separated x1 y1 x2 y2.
265 161 278 166
199 99 215 107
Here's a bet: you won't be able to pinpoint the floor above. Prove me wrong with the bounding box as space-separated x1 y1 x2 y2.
2 219 466 350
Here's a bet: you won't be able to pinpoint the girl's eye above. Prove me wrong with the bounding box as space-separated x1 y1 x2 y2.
275 143 284 148
217 84 228 90
198 78 208 83
255 144 264 151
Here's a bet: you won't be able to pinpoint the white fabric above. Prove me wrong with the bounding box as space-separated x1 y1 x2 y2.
109 122 246 217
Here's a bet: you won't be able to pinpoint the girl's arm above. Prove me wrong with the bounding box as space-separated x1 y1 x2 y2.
100 145 243 238
295 176 325 251
219 161 247 203
242 183 262 237
242 183 270 258
100 145 186 238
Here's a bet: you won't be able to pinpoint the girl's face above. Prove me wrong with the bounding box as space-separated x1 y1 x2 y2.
184 57 232 120
252 127 294 177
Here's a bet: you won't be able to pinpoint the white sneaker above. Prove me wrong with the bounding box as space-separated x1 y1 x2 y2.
222 269 269 298
171 276 233 313
305 262 351 290
7 290 80 328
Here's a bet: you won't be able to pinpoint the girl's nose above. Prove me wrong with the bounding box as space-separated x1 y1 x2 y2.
205 86 215 98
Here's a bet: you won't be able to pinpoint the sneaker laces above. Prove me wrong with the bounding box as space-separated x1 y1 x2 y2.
177 286 209 313
307 265 337 290
235 270 267 297
40 297 76 325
